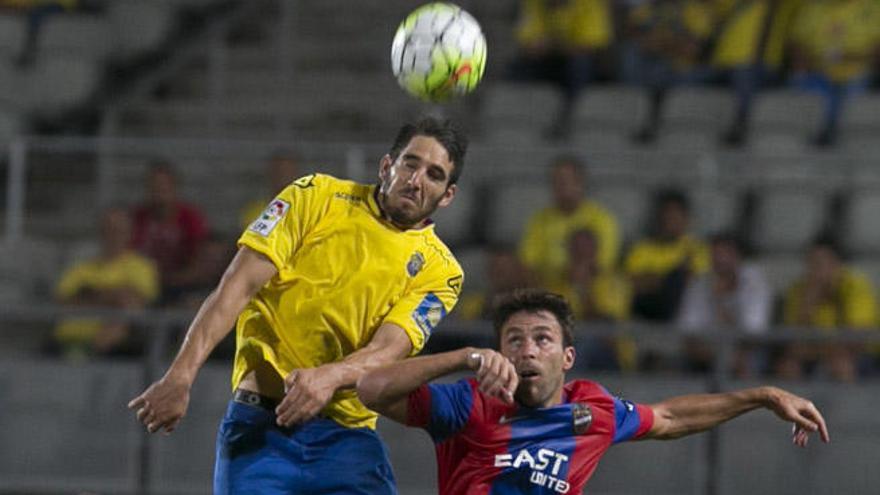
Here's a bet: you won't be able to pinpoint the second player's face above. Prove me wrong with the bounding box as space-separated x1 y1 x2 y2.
500 310 575 409
378 135 457 229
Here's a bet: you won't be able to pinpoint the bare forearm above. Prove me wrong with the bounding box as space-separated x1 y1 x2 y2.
165 289 247 384
650 387 769 439
357 348 473 410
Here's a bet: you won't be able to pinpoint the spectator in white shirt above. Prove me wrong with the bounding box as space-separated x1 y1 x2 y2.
677 233 772 377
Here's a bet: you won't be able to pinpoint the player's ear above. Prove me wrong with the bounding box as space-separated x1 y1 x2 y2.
378 154 393 182
562 346 575 372
437 183 457 208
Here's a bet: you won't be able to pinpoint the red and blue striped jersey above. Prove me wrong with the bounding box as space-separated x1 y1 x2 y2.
406 378 654 494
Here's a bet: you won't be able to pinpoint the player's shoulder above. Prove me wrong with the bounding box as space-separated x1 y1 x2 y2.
420 228 463 276
565 379 616 408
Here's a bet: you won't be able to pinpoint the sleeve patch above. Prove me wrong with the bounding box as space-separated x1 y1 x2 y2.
248 199 290 237
412 292 447 340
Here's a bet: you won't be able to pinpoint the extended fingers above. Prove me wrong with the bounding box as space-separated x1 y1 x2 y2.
802 402 830 443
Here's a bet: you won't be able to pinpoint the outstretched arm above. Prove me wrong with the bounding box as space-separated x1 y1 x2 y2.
645 386 830 447
128 246 277 434
357 347 518 424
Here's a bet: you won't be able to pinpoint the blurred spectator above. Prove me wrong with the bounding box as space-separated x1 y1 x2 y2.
708 0 803 145
551 229 636 371
239 150 301 229
624 0 715 142
132 161 209 304
776 235 877 382
518 156 620 289
677 232 772 377
457 246 534 321
625 189 709 321
49 207 158 360
788 0 880 146
508 0 613 138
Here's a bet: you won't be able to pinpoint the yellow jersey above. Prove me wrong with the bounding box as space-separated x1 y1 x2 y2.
711 0 803 69
54 250 159 344
518 199 620 287
783 268 877 329
624 234 710 277
791 0 880 82
517 0 613 50
235 174 463 429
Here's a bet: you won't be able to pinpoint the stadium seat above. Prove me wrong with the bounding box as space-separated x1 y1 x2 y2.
454 246 489 293
664 87 735 131
432 179 476 248
843 190 880 255
40 15 114 61
24 56 100 115
0 107 22 143
485 180 551 246
753 254 802 295
751 189 829 253
109 1 175 58
840 93 880 135
751 89 824 135
590 183 649 243
573 85 647 134
481 82 562 142
0 14 25 55
693 188 739 236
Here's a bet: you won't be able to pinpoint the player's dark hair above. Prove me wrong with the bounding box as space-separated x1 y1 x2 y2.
491 289 575 348
389 116 468 185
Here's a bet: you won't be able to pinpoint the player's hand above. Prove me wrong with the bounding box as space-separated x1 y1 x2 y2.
275 367 339 427
467 349 518 405
763 386 830 447
127 375 191 435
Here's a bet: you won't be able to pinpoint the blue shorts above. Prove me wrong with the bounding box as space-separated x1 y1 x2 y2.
214 400 397 495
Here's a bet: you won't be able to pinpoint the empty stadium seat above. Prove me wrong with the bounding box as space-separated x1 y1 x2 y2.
751 189 829 253
109 1 175 58
432 179 476 249
454 246 489 293
753 254 802 294
590 184 649 243
573 86 647 133
0 14 25 55
40 15 114 60
485 180 551 245
843 191 880 255
840 93 880 135
0 107 22 143
481 82 562 142
751 89 824 135
664 87 735 131
24 56 101 115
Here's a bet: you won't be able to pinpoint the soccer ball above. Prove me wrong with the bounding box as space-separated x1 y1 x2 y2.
391 3 487 102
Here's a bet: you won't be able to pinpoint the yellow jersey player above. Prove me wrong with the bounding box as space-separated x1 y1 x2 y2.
128 117 467 494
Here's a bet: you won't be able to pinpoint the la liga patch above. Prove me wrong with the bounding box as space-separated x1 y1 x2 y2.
412 292 446 340
249 199 290 237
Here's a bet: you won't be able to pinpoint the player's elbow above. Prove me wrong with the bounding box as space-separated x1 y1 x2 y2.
356 372 390 411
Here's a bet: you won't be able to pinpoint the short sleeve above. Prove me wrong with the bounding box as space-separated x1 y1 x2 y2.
610 395 654 444
382 255 463 355
406 379 474 443
237 174 325 272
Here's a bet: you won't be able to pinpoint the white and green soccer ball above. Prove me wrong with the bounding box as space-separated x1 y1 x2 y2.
391 2 487 102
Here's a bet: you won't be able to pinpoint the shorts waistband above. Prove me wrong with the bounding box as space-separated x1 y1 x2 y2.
233 389 280 412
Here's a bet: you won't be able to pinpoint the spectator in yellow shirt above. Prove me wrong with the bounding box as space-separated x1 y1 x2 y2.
777 236 877 382
709 0 804 145
239 150 301 229
625 189 709 321
51 207 159 360
550 229 636 371
789 0 880 146
518 156 620 289
508 0 613 138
